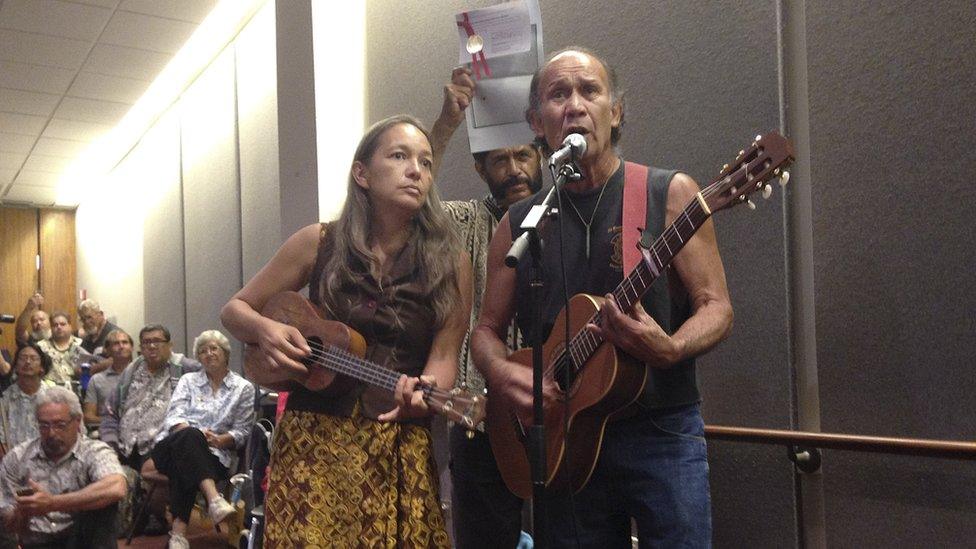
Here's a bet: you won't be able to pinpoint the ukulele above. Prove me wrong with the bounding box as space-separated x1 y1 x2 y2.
245 291 486 429
488 132 795 498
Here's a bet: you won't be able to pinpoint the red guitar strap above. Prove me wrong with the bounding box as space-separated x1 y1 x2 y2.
622 161 649 273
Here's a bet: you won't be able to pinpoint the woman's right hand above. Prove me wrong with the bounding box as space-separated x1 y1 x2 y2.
246 316 311 386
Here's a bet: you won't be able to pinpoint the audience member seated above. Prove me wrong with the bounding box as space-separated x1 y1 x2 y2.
13 293 50 349
83 329 133 434
99 324 201 471
0 345 54 452
77 300 118 375
0 386 127 548
141 330 254 549
36 313 86 386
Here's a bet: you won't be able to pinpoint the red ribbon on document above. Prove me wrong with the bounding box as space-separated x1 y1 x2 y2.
458 12 492 79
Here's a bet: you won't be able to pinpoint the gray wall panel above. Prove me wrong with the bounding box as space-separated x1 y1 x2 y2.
143 110 187 354
237 3 282 282
806 0 976 543
180 50 243 365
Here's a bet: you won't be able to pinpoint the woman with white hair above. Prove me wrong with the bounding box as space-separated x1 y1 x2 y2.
141 330 254 549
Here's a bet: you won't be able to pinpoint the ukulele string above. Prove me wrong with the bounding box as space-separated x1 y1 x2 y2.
301 339 466 404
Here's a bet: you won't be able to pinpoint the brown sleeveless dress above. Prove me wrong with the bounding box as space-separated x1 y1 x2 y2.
263 224 450 548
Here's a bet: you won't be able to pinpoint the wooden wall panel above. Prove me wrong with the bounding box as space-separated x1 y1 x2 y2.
0 208 39 352
38 209 77 331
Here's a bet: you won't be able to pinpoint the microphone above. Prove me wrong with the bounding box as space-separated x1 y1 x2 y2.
0 314 15 323
547 133 587 167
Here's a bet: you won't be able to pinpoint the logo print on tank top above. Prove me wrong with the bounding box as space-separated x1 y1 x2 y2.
609 225 623 272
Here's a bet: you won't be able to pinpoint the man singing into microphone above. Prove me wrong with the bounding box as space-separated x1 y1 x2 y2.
471 47 734 546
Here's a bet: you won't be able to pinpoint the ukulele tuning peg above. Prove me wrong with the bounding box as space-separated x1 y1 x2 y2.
720 163 729 175
762 184 773 199
779 170 791 187
755 134 762 142
746 199 757 210
738 150 745 157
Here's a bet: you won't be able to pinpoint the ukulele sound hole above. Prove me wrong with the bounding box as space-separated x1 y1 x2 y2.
303 336 324 367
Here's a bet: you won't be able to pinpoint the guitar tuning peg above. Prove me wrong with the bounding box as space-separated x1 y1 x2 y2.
755 134 762 141
746 199 756 210
779 170 790 187
720 163 729 175
762 184 773 199
738 150 745 157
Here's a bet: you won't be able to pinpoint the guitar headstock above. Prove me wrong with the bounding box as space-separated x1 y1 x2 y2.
703 131 795 214
427 386 486 430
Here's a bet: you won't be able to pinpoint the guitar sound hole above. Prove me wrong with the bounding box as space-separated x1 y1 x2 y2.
304 336 324 367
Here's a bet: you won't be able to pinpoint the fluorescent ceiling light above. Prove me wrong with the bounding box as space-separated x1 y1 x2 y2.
57 0 268 206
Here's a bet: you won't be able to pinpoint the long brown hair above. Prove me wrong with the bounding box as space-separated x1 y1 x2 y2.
319 115 461 328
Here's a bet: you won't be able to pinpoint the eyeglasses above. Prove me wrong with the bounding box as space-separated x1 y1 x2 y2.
16 355 40 363
38 419 74 432
197 345 224 355
140 338 170 347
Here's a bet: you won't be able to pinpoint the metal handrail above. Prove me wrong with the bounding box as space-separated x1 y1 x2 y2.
705 425 976 461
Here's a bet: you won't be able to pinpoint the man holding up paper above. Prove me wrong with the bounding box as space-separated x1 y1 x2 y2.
431 66 541 549
472 47 734 547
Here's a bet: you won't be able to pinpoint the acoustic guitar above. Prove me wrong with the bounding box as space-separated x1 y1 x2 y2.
245 291 486 430
488 132 795 498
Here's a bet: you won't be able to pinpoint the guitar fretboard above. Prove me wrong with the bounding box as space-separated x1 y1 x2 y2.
552 194 712 384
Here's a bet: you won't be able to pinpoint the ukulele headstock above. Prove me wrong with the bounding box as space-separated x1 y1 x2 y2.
428 386 486 430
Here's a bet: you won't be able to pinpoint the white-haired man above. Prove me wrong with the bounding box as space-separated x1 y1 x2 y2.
77 299 118 375
0 386 126 548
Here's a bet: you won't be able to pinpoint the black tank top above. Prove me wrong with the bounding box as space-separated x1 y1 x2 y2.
507 161 699 409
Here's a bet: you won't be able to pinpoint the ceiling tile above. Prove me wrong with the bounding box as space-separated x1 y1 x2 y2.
71 0 121 7
22 153 72 173
0 112 49 136
100 10 196 54
3 184 59 205
83 43 170 81
0 0 114 42
0 29 90 70
67 72 148 104
42 118 112 142
0 151 28 170
54 96 130 125
0 132 37 153
0 88 61 116
32 137 89 157
14 170 62 187
0 60 75 94
119 0 218 24
0 169 16 185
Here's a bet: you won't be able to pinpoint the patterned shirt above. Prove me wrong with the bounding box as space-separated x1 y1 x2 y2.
444 197 524 428
0 435 124 543
84 368 123 420
156 371 255 468
0 381 54 448
36 336 86 385
117 362 181 457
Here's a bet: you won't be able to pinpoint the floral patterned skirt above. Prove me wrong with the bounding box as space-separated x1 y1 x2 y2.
263 408 450 548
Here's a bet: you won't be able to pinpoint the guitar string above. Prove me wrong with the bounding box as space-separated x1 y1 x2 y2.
299 339 467 405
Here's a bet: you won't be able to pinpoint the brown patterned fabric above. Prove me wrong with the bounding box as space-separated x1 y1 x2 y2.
263 408 449 548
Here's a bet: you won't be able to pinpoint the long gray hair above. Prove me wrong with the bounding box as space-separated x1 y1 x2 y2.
319 115 462 328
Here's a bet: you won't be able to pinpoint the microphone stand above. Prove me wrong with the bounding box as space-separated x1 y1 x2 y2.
505 159 582 549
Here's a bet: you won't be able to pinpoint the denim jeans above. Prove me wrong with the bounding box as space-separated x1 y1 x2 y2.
544 403 711 548
449 425 525 549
